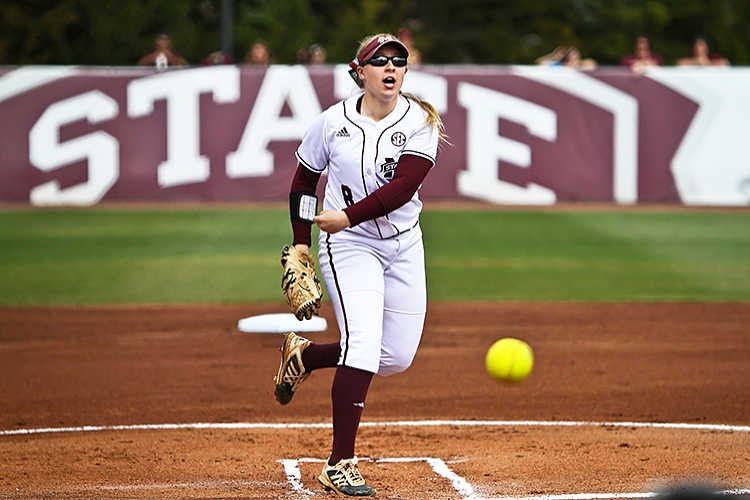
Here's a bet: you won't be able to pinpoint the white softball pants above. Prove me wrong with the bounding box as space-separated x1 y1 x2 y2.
318 225 426 376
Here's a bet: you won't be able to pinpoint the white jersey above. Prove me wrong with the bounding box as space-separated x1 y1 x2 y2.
296 93 438 239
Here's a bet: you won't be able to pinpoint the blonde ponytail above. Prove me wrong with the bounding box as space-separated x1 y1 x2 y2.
401 92 450 146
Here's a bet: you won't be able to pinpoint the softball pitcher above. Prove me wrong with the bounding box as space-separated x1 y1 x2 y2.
274 33 445 496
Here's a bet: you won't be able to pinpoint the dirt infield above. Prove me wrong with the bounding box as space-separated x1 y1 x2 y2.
1 302 749 499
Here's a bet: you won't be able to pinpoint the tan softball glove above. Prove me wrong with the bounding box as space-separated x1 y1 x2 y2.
281 245 323 321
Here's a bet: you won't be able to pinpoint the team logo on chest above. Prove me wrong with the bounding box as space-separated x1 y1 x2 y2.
380 157 398 179
391 131 406 147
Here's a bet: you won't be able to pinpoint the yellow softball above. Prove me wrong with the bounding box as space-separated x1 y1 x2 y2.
485 338 534 384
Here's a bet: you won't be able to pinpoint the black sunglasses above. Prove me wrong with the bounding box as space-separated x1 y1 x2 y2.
361 55 408 67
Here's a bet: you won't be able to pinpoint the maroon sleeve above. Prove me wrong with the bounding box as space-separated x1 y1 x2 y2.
290 164 322 246
343 154 433 227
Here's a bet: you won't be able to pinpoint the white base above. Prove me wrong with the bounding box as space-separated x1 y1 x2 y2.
237 313 328 334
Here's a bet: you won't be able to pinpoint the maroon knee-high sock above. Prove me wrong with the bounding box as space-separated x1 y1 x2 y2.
328 365 373 466
302 342 341 372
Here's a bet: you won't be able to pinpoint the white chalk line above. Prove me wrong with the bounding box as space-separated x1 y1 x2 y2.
4 420 748 499
487 493 750 500
279 457 750 500
2 419 749 437
14 465 750 500
281 457 476 497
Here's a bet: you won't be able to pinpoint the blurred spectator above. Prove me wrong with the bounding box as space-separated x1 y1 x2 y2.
536 46 597 70
621 36 663 75
309 43 327 64
398 27 422 65
562 47 597 70
201 50 234 66
243 40 273 65
295 45 310 64
535 46 569 65
677 37 730 67
137 33 187 70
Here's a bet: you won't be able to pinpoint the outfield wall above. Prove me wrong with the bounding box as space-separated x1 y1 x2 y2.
1 65 749 206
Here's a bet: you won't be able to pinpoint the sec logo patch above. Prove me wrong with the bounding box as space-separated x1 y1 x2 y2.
391 132 406 147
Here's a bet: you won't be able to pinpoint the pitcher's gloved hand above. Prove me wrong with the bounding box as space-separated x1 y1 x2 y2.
280 245 323 320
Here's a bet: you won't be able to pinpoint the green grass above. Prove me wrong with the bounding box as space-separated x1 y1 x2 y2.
1 207 749 305
0 208 289 305
422 209 750 301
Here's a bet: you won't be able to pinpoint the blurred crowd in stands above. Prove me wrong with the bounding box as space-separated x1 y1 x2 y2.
535 34 730 74
137 30 730 72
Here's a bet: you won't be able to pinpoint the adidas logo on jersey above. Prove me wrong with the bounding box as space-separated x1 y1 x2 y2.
336 127 350 138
